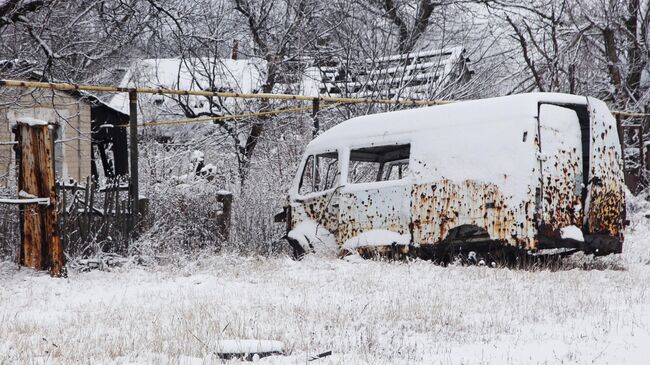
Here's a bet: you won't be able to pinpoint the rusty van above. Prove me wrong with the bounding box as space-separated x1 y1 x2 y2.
276 93 626 261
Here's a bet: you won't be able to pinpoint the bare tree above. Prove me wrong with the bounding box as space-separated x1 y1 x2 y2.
0 0 44 30
487 0 650 112
143 0 321 184
364 0 438 54
0 0 164 83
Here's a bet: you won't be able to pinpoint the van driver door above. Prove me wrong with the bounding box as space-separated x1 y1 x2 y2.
290 151 342 251
336 144 412 249
537 104 584 236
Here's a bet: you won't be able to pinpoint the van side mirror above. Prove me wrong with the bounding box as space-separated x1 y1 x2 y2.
274 210 287 223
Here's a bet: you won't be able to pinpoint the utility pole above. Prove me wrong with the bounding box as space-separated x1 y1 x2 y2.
312 98 320 138
128 90 139 231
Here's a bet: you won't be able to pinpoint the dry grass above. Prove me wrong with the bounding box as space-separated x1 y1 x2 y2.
1 213 650 364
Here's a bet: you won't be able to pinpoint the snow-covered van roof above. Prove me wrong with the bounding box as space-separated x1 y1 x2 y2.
307 93 589 152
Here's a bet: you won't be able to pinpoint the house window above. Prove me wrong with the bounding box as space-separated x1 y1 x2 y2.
298 152 339 195
348 144 410 184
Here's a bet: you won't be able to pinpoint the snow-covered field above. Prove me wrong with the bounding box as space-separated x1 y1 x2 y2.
2 210 650 364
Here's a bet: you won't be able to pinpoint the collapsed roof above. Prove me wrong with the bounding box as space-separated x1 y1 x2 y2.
299 47 472 99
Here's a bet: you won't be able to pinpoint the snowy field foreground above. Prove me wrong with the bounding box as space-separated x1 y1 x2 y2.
2 214 650 364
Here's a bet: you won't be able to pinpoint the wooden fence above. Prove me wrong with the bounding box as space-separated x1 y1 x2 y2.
616 115 650 192
57 177 134 257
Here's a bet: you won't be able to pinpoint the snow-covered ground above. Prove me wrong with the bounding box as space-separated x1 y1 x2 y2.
2 209 650 364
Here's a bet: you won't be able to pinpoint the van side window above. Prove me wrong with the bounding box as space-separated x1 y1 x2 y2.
315 153 340 191
383 159 409 180
299 152 340 195
348 144 410 184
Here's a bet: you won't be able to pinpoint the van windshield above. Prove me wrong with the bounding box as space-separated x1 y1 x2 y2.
348 144 410 184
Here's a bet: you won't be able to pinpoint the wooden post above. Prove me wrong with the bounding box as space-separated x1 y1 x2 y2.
231 40 239 60
616 115 625 171
641 114 650 183
128 90 139 231
217 192 232 240
638 125 645 183
312 98 320 138
14 121 64 276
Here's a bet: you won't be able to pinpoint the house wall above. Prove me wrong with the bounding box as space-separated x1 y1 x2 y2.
0 89 92 187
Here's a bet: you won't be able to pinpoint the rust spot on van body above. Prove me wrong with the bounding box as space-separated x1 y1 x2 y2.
539 144 583 236
336 186 411 244
411 180 534 249
586 145 625 237
290 194 339 235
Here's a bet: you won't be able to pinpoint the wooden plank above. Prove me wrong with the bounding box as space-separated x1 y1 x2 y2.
14 122 64 276
19 126 44 269
36 124 64 276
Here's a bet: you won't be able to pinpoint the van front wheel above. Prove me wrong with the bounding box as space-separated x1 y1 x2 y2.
286 236 306 260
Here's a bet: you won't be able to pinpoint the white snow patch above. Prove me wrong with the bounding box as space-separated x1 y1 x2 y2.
342 229 411 249
0 190 50 205
213 339 284 355
200 163 217 176
560 225 584 241
15 117 48 126
18 190 37 199
190 150 204 163
287 219 337 256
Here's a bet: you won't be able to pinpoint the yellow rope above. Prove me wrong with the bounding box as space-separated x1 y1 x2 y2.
0 79 450 106
611 111 649 118
126 102 344 128
2 78 649 117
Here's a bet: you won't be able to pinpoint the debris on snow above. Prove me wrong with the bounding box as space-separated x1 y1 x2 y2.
213 339 284 360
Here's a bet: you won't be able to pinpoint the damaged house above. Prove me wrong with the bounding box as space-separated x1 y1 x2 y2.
0 64 129 186
297 47 472 99
108 57 268 122
109 46 471 123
